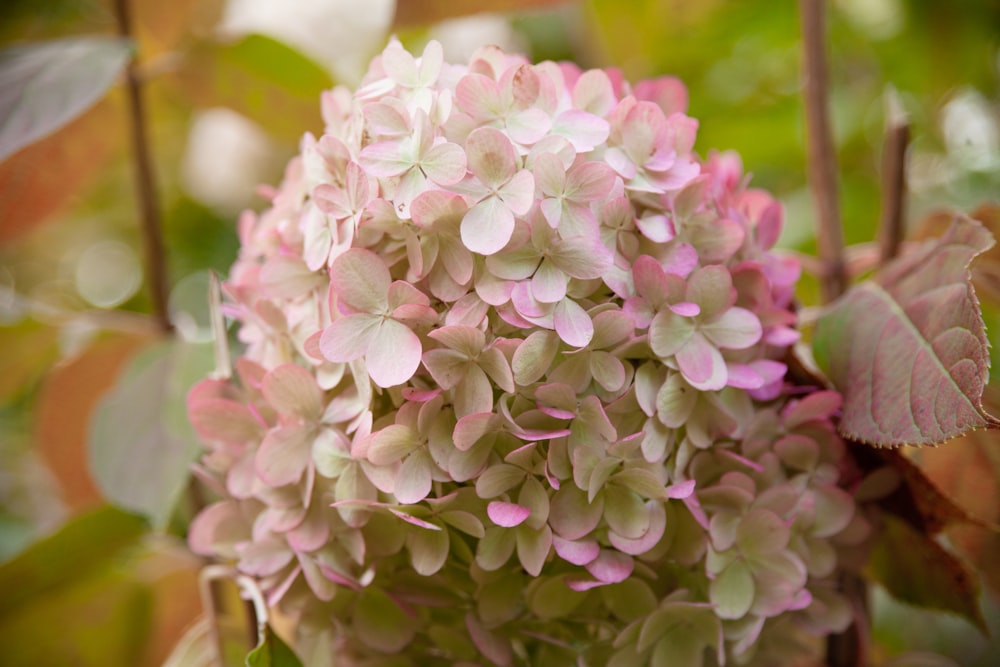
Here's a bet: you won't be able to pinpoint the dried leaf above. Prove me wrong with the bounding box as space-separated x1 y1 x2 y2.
876 449 995 535
0 97 122 245
867 513 986 634
35 332 151 512
814 215 998 446
0 36 131 161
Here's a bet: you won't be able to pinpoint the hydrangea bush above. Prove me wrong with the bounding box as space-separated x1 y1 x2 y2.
187 39 869 666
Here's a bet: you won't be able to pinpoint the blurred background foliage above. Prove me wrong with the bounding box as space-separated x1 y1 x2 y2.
0 0 998 665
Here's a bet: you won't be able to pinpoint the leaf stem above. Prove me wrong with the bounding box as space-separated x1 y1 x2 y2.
800 0 847 302
878 88 910 263
113 0 172 333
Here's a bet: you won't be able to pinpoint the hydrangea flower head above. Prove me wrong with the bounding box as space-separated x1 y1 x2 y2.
188 39 862 666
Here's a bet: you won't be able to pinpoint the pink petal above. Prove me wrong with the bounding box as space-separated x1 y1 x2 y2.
330 248 390 313
188 500 247 556
552 535 600 566
188 397 262 444
497 169 536 216
532 152 566 197
319 314 379 363
726 363 765 390
262 364 322 421
453 412 503 451
367 318 422 388
505 107 553 145
550 235 613 280
675 332 727 391
565 160 616 201
256 424 313 486
531 260 568 303
648 309 694 358
552 109 610 152
669 301 700 317
461 196 515 255
584 549 634 583
455 73 501 121
636 214 675 243
487 501 531 527
422 142 468 185
572 68 616 116
366 424 418 465
686 265 733 319
553 298 594 347
465 126 516 188
421 349 468 389
702 307 762 350
395 452 434 504
456 365 495 418
260 256 324 299
608 501 666 556
358 141 410 178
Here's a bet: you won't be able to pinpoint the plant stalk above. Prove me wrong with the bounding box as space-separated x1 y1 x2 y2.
800 0 848 302
878 88 910 263
113 0 172 333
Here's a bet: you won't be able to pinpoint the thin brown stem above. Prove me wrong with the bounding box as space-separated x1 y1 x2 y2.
800 0 848 302
113 0 172 333
878 88 910 263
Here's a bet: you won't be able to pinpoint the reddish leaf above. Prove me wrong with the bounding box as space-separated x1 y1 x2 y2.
814 215 999 446
918 385 1000 597
867 513 986 634
393 0 577 27
876 449 993 536
0 97 123 245
916 204 1000 305
133 0 224 59
35 332 152 512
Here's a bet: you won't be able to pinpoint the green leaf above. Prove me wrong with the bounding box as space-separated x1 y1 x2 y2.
393 0 574 28
0 36 131 161
0 569 151 667
814 216 999 446
353 587 419 653
174 34 332 143
867 513 987 634
0 506 147 618
246 624 304 667
88 338 214 528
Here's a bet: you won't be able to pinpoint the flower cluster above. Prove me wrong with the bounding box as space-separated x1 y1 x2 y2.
187 39 867 666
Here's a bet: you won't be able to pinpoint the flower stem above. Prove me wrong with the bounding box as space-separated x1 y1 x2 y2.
878 88 910 263
800 0 847 302
113 0 172 333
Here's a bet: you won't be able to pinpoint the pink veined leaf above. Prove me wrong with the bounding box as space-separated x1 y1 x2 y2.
813 215 999 446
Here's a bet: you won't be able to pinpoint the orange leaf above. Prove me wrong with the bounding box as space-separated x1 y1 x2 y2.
867 513 986 634
0 97 123 246
34 332 153 512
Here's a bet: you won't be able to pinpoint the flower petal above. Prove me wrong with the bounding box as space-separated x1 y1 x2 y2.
675 332 727 391
487 501 531 527
330 248 391 313
461 196 515 255
367 318 423 387
320 314 380 363
466 126 516 188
